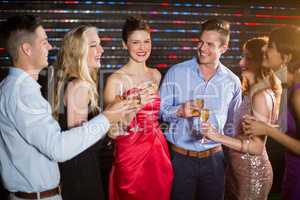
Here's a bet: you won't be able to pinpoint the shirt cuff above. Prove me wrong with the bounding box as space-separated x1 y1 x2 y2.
166 105 181 121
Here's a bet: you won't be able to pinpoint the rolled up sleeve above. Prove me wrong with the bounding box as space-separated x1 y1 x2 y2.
14 87 110 162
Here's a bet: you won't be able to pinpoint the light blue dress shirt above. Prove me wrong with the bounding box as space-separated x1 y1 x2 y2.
160 57 242 151
0 67 110 193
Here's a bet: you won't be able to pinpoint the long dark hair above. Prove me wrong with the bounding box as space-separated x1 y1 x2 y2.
269 26 300 73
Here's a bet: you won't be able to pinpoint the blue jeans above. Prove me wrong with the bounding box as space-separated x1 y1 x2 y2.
171 150 225 200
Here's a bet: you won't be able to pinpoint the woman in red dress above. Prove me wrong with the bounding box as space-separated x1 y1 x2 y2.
104 16 173 200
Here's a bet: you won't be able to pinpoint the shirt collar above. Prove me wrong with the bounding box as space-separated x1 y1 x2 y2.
191 57 227 78
9 67 41 89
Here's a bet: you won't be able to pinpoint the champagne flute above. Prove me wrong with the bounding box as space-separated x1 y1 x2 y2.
200 108 210 122
190 98 204 116
149 80 159 92
199 108 210 143
140 79 158 94
117 84 143 133
130 79 158 132
148 80 159 125
128 89 143 132
139 79 158 129
110 84 127 137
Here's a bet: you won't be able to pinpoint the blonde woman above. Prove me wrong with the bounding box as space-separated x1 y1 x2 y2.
53 25 138 200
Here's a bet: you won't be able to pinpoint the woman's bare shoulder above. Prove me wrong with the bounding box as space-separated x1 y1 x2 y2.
148 67 161 82
65 78 90 105
66 78 90 92
252 89 273 101
106 68 127 83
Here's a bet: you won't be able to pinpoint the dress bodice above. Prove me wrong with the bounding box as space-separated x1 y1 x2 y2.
225 90 274 200
110 88 173 200
123 88 160 133
234 89 276 137
234 95 251 137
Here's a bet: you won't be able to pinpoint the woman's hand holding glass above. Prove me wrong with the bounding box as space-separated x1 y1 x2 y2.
138 80 158 106
106 95 141 138
200 121 220 141
119 90 143 132
198 108 212 143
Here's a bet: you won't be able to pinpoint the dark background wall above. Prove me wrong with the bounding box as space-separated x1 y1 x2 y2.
1 1 300 199
1 1 300 70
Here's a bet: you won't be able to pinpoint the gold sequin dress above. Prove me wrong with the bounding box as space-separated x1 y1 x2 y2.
224 93 273 200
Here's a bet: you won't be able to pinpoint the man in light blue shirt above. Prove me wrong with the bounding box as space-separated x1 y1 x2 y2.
160 19 242 200
0 15 137 200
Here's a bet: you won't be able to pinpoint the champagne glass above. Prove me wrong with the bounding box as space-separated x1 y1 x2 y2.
149 80 159 92
199 108 210 143
128 89 143 132
112 84 127 136
200 108 210 122
148 80 159 125
139 79 158 129
117 84 143 133
190 98 204 116
140 79 158 94
129 79 158 132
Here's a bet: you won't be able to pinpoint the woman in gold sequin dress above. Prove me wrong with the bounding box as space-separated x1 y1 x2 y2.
202 37 282 200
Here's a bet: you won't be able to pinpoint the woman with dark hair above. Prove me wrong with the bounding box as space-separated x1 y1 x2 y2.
104 16 173 200
244 26 300 200
202 37 281 200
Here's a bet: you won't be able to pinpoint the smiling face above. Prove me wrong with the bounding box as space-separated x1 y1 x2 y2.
85 28 104 69
239 48 260 74
239 48 252 71
197 30 227 66
29 26 52 70
124 30 151 63
239 48 255 85
262 42 284 71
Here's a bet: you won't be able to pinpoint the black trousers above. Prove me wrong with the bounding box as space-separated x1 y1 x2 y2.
171 150 226 200
0 182 8 200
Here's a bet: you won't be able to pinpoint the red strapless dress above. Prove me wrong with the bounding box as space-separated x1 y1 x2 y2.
109 89 173 200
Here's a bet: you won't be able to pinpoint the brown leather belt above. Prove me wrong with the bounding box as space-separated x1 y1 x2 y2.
172 144 222 158
14 186 60 199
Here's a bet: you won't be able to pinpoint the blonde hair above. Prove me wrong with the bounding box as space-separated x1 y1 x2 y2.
53 25 99 119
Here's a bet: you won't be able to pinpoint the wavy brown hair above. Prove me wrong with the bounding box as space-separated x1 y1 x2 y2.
241 37 272 95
